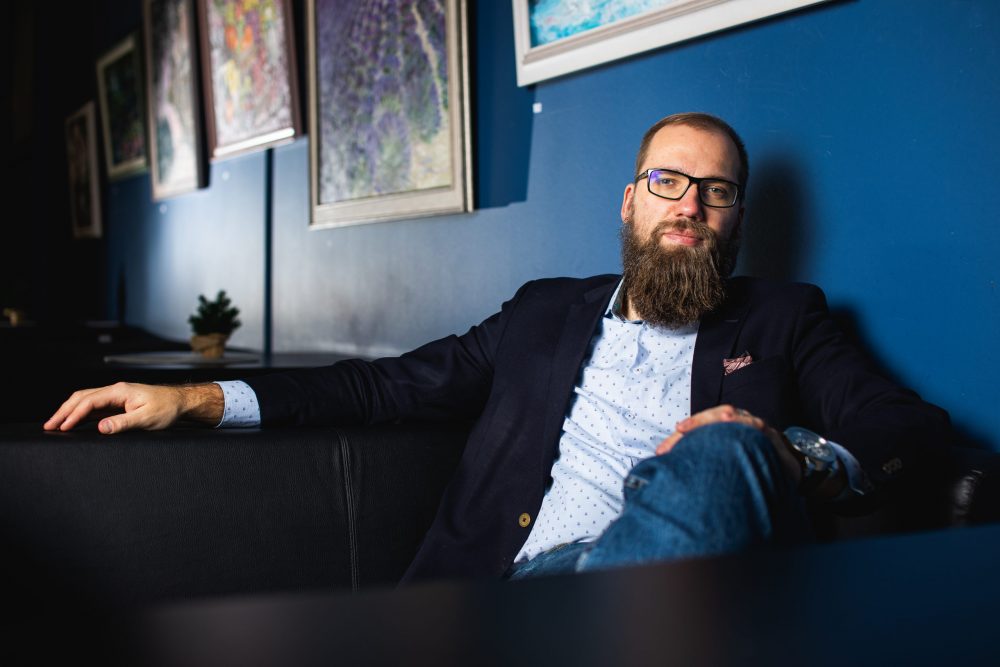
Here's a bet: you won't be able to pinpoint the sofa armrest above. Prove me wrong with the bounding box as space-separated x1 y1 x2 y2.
940 447 1000 526
817 445 1000 540
0 422 465 612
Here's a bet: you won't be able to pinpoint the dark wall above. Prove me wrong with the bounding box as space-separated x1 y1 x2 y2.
6 1 1000 449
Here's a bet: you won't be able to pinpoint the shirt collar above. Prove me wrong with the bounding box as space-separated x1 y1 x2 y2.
606 278 701 334
606 279 641 323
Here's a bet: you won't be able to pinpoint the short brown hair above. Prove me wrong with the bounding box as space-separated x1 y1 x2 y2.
633 113 749 197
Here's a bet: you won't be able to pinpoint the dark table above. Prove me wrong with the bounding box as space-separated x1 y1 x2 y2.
2 323 352 423
60 523 998 666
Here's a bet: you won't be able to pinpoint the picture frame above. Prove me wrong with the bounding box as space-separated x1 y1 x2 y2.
307 0 473 229
143 0 206 200
196 0 302 160
95 33 149 180
64 102 103 239
512 0 832 86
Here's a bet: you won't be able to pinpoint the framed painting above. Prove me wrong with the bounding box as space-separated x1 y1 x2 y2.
96 33 148 180
197 0 302 160
307 0 473 229
143 0 206 200
64 102 103 239
512 0 832 86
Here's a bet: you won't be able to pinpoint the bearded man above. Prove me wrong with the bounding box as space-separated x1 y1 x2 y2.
46 113 950 582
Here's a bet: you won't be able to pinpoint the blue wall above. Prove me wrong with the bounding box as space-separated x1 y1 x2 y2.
104 0 1000 448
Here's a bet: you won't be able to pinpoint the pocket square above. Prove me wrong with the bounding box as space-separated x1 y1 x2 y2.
723 352 753 376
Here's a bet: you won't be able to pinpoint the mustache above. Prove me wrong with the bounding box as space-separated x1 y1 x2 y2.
648 219 715 243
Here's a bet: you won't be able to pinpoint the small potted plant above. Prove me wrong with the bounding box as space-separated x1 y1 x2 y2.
188 290 241 359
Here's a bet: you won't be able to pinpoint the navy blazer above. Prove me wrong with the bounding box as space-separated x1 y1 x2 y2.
247 275 950 582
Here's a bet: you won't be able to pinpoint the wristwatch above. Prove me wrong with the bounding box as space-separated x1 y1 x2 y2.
782 426 841 496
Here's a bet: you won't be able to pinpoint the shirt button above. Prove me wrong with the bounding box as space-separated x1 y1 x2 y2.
624 410 636 421
518 513 531 528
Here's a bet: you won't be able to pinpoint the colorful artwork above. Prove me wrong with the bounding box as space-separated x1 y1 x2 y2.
65 103 103 239
96 34 148 180
144 0 204 199
512 0 833 86
200 0 300 158
528 0 673 47
316 0 452 204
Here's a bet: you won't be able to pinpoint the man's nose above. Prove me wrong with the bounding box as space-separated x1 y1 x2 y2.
677 183 705 219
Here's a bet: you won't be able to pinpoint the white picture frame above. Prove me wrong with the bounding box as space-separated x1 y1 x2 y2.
512 0 832 87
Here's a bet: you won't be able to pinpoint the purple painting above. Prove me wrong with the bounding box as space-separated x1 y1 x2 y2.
316 0 451 204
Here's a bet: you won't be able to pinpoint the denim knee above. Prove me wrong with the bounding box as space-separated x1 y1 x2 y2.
626 422 789 498
672 422 777 461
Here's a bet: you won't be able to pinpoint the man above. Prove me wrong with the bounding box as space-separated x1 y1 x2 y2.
45 113 950 582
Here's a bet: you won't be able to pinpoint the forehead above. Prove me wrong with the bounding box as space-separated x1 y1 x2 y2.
642 124 740 181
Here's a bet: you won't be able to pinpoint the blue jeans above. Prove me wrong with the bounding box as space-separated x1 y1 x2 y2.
506 422 813 580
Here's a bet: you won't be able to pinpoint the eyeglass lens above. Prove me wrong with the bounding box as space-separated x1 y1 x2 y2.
646 169 737 207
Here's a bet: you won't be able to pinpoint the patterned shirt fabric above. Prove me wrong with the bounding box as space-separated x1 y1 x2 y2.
514 281 698 562
216 380 261 427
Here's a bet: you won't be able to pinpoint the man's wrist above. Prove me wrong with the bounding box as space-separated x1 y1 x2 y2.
781 427 844 499
176 383 225 425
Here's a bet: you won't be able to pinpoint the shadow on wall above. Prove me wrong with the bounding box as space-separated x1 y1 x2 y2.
737 155 986 450
830 307 991 451
737 153 810 282
470 0 534 209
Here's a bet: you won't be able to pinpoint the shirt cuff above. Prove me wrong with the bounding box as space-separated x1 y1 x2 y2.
828 442 869 500
215 380 262 428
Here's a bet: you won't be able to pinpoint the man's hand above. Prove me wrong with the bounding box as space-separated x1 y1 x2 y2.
43 382 224 434
655 404 802 485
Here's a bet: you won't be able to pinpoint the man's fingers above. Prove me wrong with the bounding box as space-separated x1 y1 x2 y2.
657 405 768 455
676 405 764 433
99 412 136 435
673 404 732 433
44 384 138 432
655 431 683 455
63 386 131 430
43 387 103 431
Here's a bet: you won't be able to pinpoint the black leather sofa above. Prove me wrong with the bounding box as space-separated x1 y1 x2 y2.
2 420 999 615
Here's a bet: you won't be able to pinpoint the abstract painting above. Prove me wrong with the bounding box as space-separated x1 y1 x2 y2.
144 0 206 199
96 33 148 180
64 102 103 239
308 0 472 228
513 0 832 86
197 0 301 159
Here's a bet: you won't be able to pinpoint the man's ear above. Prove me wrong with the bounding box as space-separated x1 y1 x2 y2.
621 183 635 224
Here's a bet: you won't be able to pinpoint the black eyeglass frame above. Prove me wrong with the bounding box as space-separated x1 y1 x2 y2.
634 168 741 208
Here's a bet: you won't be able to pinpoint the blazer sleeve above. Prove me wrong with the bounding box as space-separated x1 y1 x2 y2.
243 283 532 427
788 283 951 491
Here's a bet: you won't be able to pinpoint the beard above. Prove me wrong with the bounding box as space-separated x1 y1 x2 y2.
620 215 739 329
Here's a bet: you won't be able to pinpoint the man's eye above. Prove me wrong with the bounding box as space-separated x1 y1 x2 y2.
705 184 733 199
655 176 678 187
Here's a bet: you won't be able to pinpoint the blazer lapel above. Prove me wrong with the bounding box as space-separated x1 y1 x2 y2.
691 286 751 414
540 281 616 459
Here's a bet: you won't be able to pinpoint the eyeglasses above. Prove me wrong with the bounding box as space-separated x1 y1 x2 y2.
635 168 740 208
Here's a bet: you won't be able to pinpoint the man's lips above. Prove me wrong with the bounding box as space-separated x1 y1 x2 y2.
660 231 703 246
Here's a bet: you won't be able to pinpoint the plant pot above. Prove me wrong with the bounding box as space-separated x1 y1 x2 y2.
190 333 229 359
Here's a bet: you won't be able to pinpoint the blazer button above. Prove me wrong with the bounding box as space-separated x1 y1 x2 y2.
518 513 531 528
882 458 903 475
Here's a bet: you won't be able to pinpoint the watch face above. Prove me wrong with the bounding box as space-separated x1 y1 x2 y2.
785 427 838 463
800 440 835 462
